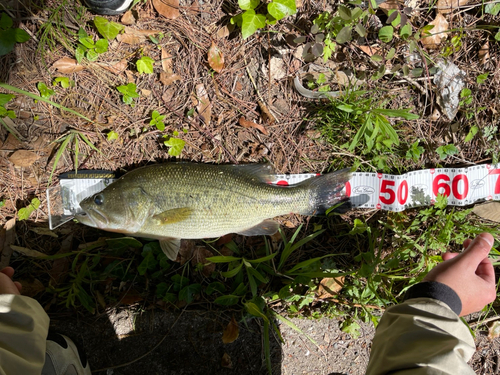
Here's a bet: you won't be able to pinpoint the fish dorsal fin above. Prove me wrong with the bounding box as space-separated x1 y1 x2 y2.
153 207 193 225
220 163 276 183
159 238 181 261
237 220 279 236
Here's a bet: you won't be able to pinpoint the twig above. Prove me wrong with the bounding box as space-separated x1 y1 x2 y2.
469 315 500 328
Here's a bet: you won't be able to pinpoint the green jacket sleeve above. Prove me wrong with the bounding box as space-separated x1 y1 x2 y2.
0 294 49 375
366 285 476 375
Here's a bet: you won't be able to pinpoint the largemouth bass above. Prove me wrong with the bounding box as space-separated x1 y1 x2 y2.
76 163 350 260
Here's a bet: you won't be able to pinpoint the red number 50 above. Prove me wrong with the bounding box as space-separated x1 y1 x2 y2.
380 180 408 205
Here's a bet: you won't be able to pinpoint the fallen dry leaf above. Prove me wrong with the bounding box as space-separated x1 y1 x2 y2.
221 352 232 369
317 276 345 299
238 117 268 135
10 245 46 258
421 14 449 50
222 316 239 344
479 41 489 65
117 33 144 45
473 202 500 223
195 84 212 126
208 42 224 73
119 288 144 305
178 240 196 265
489 321 500 339
52 57 85 73
141 89 152 96
217 26 230 39
189 0 200 13
378 0 404 14
153 0 180 19
2 133 23 150
98 59 128 74
125 70 135 83
190 246 215 277
121 10 136 25
357 45 382 57
437 0 470 13
159 72 182 86
9 150 40 167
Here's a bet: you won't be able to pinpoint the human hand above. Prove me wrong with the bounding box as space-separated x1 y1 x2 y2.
423 233 496 316
0 267 22 295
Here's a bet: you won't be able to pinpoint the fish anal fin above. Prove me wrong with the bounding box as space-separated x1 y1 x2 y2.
159 238 181 261
237 220 279 236
153 207 193 225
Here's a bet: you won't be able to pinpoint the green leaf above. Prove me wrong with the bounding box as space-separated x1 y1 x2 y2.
400 23 411 39
0 28 16 56
338 5 351 20
94 16 124 40
14 28 30 43
241 10 266 39
388 9 401 27
221 261 243 278
375 108 419 120
0 13 13 30
138 251 157 275
355 22 366 37
136 56 154 74
53 77 71 88
436 144 458 160
495 30 500 42
37 82 55 99
378 26 394 43
341 318 361 338
79 36 95 49
244 301 269 322
0 93 15 106
246 252 277 264
239 0 260 10
464 125 478 142
386 47 396 60
75 45 86 63
214 295 240 305
179 283 201 303
206 281 226 295
268 0 296 20
206 255 241 263
164 137 185 156
105 237 143 250
117 83 140 102
485 2 500 15
95 38 108 53
336 25 352 44
86 49 99 61
107 130 119 141
477 73 488 84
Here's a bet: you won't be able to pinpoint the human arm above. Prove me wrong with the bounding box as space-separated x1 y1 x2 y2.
366 233 496 375
0 267 49 375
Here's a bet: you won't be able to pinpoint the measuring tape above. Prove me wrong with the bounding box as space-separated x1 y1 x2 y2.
271 164 500 212
48 164 499 229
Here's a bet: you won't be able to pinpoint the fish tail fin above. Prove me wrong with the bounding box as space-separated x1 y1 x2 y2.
300 168 352 215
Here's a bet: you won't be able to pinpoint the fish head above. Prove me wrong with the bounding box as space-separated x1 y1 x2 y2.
76 184 152 233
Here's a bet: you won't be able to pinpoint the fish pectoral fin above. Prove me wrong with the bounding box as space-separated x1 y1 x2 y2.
236 220 279 236
159 238 181 261
153 207 193 225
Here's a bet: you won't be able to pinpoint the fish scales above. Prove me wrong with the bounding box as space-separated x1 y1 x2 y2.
76 163 350 259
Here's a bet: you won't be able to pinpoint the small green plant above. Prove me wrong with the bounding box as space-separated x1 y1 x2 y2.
0 12 30 56
314 88 419 171
75 27 109 63
53 77 73 88
136 56 155 74
0 93 16 119
231 0 297 39
464 125 479 142
94 16 124 40
18 198 40 220
405 140 425 162
163 133 185 156
107 130 119 141
149 110 166 131
116 83 140 105
37 82 55 99
436 144 458 160
49 130 102 184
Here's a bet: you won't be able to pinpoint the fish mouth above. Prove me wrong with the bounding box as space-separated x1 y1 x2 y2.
75 208 109 229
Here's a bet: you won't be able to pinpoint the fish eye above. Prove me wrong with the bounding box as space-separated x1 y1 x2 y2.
94 194 104 206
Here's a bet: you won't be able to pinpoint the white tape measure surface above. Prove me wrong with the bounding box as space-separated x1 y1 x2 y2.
270 164 500 211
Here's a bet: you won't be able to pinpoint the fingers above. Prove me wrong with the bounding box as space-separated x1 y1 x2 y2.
463 239 472 249
442 252 459 261
476 257 495 283
13 281 22 294
458 233 494 265
0 267 14 278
